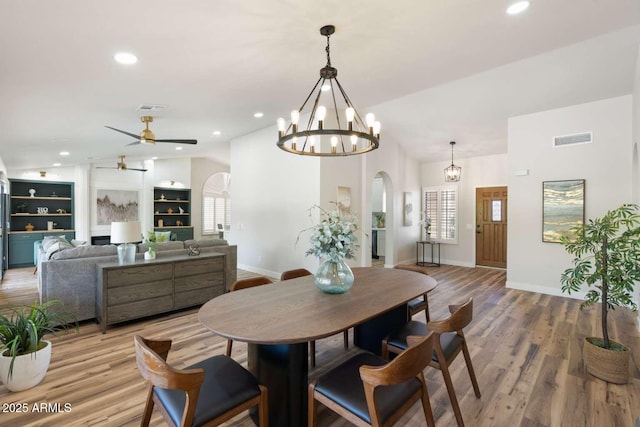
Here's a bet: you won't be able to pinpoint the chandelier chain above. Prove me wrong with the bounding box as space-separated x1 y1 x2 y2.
325 33 332 67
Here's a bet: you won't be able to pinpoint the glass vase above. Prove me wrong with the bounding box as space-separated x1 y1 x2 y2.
314 258 354 294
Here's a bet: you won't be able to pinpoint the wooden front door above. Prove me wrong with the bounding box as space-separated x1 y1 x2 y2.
476 187 507 268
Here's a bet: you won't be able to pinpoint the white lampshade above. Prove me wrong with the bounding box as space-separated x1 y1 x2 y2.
110 221 141 244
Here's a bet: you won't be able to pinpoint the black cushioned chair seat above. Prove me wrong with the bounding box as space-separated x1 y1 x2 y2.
387 321 463 362
153 355 261 427
408 297 426 312
314 352 422 425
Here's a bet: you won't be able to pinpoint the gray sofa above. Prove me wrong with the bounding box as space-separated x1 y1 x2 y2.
37 238 237 321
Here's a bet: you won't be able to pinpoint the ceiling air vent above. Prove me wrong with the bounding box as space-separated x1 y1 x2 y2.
136 104 167 112
552 132 592 148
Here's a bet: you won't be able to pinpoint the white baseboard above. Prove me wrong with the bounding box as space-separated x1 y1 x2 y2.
506 280 587 300
237 264 280 280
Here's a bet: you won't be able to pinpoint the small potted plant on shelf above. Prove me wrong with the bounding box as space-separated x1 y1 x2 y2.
560 203 640 384
0 300 77 391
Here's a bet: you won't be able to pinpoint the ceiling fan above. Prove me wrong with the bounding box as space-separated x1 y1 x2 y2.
105 116 198 145
96 155 147 172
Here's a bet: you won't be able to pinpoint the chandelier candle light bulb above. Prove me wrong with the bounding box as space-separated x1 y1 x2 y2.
331 136 338 153
291 110 300 132
351 135 358 152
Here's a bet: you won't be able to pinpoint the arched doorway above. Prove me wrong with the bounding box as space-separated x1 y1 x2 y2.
202 172 231 238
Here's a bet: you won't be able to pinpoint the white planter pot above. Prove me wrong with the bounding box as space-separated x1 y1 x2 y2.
0 340 52 392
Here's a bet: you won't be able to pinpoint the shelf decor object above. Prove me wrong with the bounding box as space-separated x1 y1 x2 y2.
276 24 380 157
111 221 141 265
444 141 462 182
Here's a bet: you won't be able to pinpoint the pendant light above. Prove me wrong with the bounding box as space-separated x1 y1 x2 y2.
444 141 461 182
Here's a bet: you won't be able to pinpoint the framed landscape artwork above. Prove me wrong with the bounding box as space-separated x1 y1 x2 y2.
96 189 139 225
337 186 351 214
542 179 585 243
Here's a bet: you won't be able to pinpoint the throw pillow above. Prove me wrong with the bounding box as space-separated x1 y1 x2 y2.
42 235 68 252
155 231 172 242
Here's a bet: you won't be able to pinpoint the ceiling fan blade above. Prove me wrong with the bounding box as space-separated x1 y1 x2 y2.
126 141 141 146
104 126 141 140
95 166 117 170
128 168 148 172
153 139 198 145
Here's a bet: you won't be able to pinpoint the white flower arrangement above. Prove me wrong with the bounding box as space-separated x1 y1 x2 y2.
302 205 359 262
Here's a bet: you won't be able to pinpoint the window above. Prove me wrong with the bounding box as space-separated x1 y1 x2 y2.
422 185 458 243
202 172 231 235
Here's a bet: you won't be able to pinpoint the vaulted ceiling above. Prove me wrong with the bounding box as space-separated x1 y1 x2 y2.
1 1 639 171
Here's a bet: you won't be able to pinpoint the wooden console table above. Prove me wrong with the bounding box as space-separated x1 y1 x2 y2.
96 253 225 333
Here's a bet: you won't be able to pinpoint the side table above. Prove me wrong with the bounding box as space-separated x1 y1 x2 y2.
416 241 440 267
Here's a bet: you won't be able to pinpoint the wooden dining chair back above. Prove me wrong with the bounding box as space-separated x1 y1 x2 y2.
393 264 431 321
280 267 349 367
133 335 268 427
280 268 313 281
381 297 480 427
226 276 273 356
309 334 436 427
230 275 273 292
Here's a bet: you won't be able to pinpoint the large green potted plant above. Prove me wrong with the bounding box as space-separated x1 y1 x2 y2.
0 300 77 391
560 203 640 384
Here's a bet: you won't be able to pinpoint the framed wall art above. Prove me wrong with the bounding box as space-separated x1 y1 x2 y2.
542 179 585 243
337 186 351 214
403 191 413 226
96 189 139 225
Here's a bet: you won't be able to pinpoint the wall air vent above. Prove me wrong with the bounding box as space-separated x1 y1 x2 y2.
552 132 592 148
136 104 168 112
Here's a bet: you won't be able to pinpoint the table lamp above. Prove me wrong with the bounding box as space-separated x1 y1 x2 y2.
110 221 141 265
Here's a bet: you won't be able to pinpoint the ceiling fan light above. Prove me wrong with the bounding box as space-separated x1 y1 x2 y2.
140 128 155 144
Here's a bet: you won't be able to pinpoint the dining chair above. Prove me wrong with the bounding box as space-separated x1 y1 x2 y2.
393 264 431 321
309 334 436 427
280 268 349 368
226 276 274 356
381 297 480 427
133 335 269 427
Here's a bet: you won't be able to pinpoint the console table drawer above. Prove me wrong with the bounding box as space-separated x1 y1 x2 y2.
107 296 174 324
108 280 173 306
175 286 222 309
175 257 223 277
175 274 223 293
106 264 174 287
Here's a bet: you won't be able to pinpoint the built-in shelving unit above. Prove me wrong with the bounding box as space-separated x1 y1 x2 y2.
8 178 75 267
153 187 193 241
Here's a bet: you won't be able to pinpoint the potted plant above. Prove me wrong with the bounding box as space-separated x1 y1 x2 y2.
374 212 385 228
0 300 77 391
560 203 640 384
144 231 157 260
300 204 360 294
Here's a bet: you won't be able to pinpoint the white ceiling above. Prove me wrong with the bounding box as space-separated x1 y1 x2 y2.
1 0 639 171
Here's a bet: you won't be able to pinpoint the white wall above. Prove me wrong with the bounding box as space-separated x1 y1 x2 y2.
507 95 632 297
421 153 508 267
230 125 321 277
190 157 229 239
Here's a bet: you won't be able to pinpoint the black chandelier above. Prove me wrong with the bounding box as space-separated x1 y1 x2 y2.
276 25 380 157
444 141 461 182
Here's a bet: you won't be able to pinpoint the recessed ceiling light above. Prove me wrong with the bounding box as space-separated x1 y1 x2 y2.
212 130 221 136
151 156 158 160
254 112 264 118
114 52 138 65
175 147 183 151
59 151 70 156
321 83 331 92
52 163 61 167
506 1 530 15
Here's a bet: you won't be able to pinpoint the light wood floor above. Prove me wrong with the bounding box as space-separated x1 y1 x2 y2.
0 264 638 426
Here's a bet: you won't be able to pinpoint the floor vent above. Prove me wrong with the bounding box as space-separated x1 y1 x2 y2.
553 132 592 148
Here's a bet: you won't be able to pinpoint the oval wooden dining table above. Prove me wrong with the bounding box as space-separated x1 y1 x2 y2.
198 266 437 427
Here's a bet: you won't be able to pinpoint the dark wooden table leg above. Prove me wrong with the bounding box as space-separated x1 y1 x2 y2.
248 342 308 427
353 304 409 355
